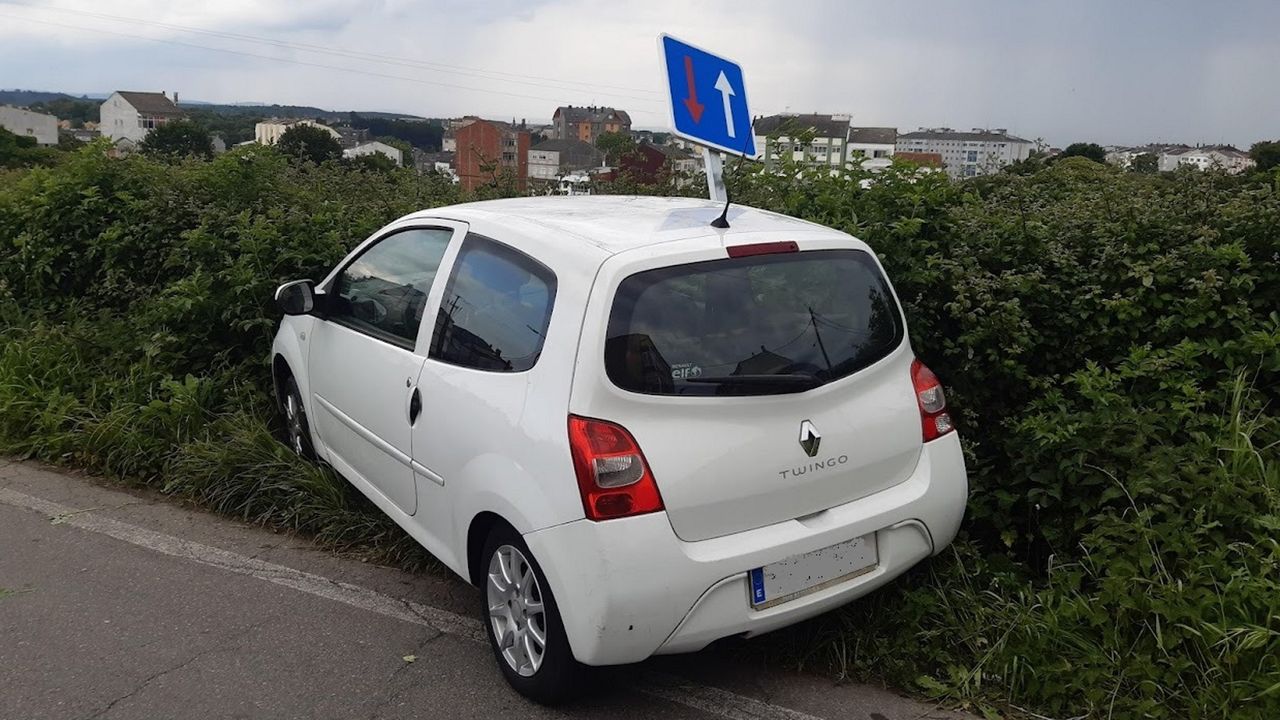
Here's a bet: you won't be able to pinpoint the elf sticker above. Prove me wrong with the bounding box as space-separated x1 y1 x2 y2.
671 363 703 380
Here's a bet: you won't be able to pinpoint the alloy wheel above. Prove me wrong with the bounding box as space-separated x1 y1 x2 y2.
285 393 305 456
486 544 547 677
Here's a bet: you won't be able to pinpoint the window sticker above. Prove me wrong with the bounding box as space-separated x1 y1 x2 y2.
670 363 703 380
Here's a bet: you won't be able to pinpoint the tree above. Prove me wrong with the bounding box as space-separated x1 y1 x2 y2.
28 97 99 127
181 108 262 145
1059 142 1107 163
1249 140 1280 172
1129 152 1158 174
277 124 342 164
0 127 60 168
138 120 214 159
347 114 444 150
348 152 397 173
1003 150 1049 175
595 131 636 165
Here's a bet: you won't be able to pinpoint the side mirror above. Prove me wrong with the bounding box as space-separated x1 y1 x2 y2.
275 279 316 316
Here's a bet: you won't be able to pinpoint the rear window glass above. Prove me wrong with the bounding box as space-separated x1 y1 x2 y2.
605 249 903 396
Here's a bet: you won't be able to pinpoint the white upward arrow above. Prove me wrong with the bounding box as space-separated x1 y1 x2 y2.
714 71 736 138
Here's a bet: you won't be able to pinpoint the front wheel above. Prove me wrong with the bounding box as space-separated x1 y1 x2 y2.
481 525 582 704
282 377 316 460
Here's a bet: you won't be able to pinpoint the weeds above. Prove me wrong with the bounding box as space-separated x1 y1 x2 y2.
1 146 1278 718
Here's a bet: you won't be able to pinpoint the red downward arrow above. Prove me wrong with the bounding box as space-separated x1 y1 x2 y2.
682 55 705 123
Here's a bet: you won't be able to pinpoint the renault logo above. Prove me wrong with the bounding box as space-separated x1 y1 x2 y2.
798 420 821 457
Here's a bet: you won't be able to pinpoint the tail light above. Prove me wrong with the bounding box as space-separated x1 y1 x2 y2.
568 415 664 521
911 359 955 442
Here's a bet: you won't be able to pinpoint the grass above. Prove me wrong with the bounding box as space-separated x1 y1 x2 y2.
762 374 1280 719
165 413 439 571
2 148 1278 719
0 319 437 572
4 315 1279 718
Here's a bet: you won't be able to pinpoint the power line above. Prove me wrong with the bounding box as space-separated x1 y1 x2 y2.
8 3 664 100
0 12 667 117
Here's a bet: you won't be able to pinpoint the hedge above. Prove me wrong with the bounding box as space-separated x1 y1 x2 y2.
1 144 1277 718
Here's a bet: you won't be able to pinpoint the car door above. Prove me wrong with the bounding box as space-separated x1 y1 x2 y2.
307 223 461 516
409 234 559 562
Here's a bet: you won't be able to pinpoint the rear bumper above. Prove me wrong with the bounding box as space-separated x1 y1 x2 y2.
524 432 967 666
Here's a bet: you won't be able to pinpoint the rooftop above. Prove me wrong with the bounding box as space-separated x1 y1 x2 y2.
1165 144 1251 158
457 118 529 134
898 128 1031 143
0 104 56 119
114 91 184 117
554 105 632 126
847 127 897 145
642 142 694 159
895 151 944 168
414 196 840 256
753 113 849 139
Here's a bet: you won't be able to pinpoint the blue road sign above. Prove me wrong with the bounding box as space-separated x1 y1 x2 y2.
659 34 755 157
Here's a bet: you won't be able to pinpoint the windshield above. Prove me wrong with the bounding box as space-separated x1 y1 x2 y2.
605 249 904 396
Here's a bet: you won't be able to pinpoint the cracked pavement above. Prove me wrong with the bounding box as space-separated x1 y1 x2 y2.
0 460 975 720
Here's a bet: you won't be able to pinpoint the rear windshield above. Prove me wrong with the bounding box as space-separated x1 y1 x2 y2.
605 249 904 396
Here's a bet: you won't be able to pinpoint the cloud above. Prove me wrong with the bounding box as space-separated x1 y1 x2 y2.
1 0 1277 146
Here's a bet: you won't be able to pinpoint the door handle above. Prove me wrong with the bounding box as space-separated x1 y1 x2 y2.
408 388 422 425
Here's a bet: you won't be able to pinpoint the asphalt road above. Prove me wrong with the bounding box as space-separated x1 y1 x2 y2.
0 460 973 720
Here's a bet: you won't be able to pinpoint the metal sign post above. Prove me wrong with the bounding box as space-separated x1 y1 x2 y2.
703 147 727 203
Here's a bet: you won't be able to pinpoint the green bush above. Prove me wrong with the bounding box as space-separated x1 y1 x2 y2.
0 144 459 567
1 144 1277 718
731 158 1280 717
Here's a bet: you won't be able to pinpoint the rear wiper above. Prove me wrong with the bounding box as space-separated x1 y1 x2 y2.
685 373 822 387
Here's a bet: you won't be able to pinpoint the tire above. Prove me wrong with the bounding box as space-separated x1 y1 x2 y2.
282 376 316 461
480 524 583 704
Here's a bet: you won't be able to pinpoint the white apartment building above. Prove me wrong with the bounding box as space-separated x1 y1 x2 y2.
100 91 185 144
254 119 342 146
527 138 603 181
441 117 479 153
1105 146 1143 169
753 113 850 168
1158 145 1254 174
895 128 1034 178
846 127 897 170
343 141 403 166
1159 147 1204 172
0 105 58 145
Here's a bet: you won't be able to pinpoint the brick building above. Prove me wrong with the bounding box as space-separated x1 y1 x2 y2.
551 106 631 144
619 142 697 184
454 119 531 191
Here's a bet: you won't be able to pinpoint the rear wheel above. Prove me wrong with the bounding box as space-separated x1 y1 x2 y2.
282 377 316 460
481 525 582 704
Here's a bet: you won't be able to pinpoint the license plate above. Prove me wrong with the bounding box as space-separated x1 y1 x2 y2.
749 534 878 609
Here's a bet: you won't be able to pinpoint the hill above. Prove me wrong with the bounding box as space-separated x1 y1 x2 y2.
0 89 99 106
0 89 430 122
3 89 445 146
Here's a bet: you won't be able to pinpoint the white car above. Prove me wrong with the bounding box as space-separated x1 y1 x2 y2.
271 196 967 702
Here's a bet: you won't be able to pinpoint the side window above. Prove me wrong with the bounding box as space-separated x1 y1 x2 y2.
329 228 452 348
429 235 556 372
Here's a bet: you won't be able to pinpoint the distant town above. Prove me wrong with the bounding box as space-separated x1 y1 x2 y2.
0 88 1264 193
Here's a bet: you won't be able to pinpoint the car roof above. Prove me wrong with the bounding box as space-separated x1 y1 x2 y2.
405 196 841 258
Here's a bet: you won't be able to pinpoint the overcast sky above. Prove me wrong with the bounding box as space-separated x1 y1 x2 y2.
2 0 1277 147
